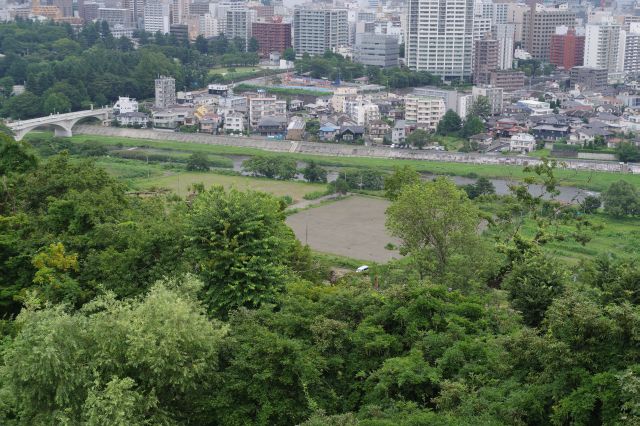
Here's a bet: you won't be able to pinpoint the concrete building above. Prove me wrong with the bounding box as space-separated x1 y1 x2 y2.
495 23 515 70
248 96 286 128
144 0 170 34
404 94 446 130
170 24 189 43
406 0 475 80
472 85 503 115
570 66 608 90
523 3 576 61
550 26 585 70
97 7 133 28
584 21 624 77
252 20 291 57
621 23 640 74
224 2 254 50
293 5 349 57
353 33 399 68
113 97 138 114
473 35 499 85
155 76 176 108
516 99 553 116
224 111 245 133
413 87 461 114
489 69 526 92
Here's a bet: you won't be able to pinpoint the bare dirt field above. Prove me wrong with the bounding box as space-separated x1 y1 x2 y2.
286 196 401 263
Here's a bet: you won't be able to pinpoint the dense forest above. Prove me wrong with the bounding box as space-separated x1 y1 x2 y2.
2 125 640 425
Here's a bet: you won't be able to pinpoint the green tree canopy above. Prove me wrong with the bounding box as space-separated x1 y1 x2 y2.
436 110 462 136
186 186 296 316
383 165 420 200
406 128 430 149
602 180 640 217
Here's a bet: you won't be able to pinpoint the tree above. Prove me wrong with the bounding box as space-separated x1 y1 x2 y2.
302 161 327 183
580 195 601 214
186 152 210 171
602 180 640 217
384 165 420 200
1 277 227 424
242 156 297 180
43 92 71 114
463 177 495 199
436 110 462 136
0 133 38 175
503 254 567 327
406 129 430 149
617 142 640 163
283 47 296 61
2 91 42 119
460 115 485 138
195 35 208 54
248 37 259 53
386 178 480 278
186 187 296 316
468 96 492 119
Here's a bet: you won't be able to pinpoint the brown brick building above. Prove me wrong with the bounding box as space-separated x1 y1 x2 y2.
550 28 584 70
251 20 292 58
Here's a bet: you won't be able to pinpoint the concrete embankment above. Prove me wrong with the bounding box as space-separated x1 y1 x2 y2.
74 125 640 174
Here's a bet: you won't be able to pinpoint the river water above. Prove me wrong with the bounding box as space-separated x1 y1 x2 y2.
227 155 597 204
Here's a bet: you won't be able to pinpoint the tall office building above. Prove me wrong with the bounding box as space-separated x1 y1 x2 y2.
293 4 349 57
144 0 170 34
523 3 576 61
584 21 624 76
155 76 176 108
406 0 475 80
550 26 584 70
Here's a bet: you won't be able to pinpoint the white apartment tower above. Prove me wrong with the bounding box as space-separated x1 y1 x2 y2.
155 76 176 109
584 21 624 76
143 0 170 34
621 23 640 74
406 0 475 80
293 5 349 57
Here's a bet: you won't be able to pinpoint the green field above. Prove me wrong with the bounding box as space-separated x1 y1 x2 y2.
132 171 325 201
27 133 640 192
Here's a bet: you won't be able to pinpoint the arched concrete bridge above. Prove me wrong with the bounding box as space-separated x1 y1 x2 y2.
7 108 111 141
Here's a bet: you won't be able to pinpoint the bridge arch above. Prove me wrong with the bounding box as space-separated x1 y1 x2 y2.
14 122 72 141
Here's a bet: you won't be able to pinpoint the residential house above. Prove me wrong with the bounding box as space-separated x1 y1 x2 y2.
392 120 407 145
531 124 571 141
509 133 536 153
469 133 493 150
286 116 305 140
152 108 194 129
336 125 365 142
319 122 340 141
256 116 287 136
199 114 222 134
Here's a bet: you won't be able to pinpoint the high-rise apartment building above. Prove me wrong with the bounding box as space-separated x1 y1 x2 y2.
155 76 176 109
495 24 515 70
550 26 584 70
584 21 623 76
223 1 254 50
406 0 475 80
621 23 640 74
523 3 576 61
473 35 499 84
97 8 133 28
144 0 170 34
251 20 292 57
293 5 349 57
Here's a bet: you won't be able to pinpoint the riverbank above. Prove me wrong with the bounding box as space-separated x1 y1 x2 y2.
69 127 640 192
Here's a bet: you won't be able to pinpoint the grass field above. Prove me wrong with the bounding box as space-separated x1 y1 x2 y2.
132 171 325 201
48 134 640 192
208 67 259 77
